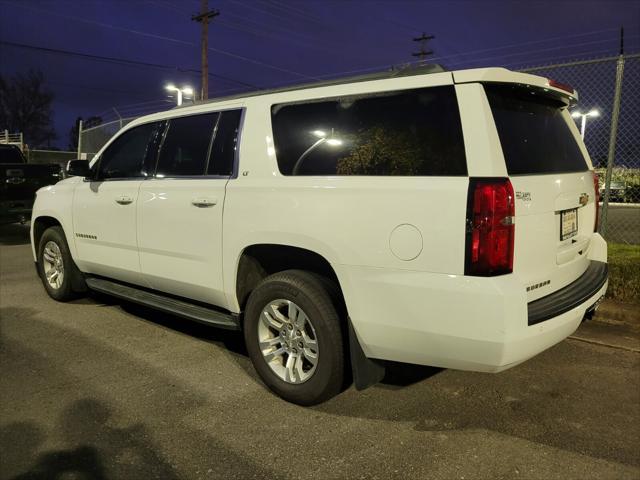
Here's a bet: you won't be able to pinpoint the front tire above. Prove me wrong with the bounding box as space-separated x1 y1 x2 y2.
38 226 84 301
244 270 345 405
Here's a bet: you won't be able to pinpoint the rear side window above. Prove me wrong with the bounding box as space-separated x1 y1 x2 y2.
156 113 219 177
208 109 242 176
271 86 466 176
97 122 161 180
485 84 588 175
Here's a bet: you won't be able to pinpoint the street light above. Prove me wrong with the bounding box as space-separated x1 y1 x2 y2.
165 84 194 106
291 129 343 174
571 109 600 139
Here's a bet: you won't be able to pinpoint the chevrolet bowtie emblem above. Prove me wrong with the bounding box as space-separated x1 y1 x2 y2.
579 193 589 206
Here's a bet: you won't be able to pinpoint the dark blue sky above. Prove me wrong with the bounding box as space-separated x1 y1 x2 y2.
1 0 639 149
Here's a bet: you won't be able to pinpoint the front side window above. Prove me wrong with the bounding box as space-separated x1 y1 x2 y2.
270 86 467 176
97 122 161 180
156 113 219 177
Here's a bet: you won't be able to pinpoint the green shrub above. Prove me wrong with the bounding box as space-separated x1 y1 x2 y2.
607 243 640 304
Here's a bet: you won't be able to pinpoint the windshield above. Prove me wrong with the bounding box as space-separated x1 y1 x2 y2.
485 84 588 175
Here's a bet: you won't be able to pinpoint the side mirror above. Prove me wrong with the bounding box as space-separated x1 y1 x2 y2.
66 159 90 178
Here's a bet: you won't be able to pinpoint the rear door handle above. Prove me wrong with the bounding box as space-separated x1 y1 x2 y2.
115 195 134 205
191 197 217 208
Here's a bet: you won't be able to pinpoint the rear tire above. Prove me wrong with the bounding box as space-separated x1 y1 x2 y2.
37 226 85 301
244 270 345 405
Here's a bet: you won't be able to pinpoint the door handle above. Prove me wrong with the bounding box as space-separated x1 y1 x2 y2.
191 197 217 208
115 195 134 205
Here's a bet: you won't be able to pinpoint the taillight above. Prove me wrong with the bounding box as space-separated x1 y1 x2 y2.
465 178 515 276
548 78 575 95
592 171 600 232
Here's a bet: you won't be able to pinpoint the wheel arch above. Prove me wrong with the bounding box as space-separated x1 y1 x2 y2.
233 243 346 314
232 243 385 391
31 215 65 261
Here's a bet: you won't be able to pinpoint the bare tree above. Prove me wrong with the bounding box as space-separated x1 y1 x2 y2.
0 69 56 147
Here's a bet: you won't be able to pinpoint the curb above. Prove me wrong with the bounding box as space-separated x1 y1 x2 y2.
598 202 640 208
568 335 640 353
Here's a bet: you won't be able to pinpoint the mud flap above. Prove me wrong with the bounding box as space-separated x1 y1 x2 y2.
348 318 385 390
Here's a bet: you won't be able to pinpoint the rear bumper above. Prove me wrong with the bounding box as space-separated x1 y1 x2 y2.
337 236 608 373
528 261 608 326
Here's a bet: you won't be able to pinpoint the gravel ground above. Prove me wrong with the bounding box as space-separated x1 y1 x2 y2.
1 223 639 480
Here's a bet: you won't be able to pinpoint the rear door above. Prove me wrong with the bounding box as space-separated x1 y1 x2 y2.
72 121 162 285
484 84 597 301
138 109 242 307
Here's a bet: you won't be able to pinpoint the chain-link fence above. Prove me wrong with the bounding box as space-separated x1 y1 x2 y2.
519 53 640 245
78 117 136 161
26 149 76 166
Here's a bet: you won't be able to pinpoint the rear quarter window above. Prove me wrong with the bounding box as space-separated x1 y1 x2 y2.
270 85 467 176
485 84 588 175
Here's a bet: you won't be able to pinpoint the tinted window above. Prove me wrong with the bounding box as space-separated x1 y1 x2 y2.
271 86 466 176
97 122 161 179
156 113 219 177
208 109 242 176
0 146 25 163
485 84 588 175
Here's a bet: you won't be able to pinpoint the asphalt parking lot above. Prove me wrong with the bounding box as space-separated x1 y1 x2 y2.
603 204 640 244
1 223 639 480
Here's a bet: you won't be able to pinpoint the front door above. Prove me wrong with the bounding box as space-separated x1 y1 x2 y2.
138 109 243 307
72 121 163 285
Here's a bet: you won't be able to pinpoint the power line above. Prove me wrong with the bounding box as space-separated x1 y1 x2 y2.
443 35 631 68
259 0 327 26
427 27 621 63
150 0 327 50
0 40 261 89
412 33 435 64
2 0 316 80
192 0 220 99
312 28 629 80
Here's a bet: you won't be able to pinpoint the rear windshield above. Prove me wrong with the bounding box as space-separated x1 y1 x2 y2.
485 84 588 175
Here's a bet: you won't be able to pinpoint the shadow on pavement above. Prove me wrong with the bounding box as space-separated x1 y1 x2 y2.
0 307 285 479
0 223 31 246
88 293 442 390
115 299 248 357
379 362 443 388
1 399 178 480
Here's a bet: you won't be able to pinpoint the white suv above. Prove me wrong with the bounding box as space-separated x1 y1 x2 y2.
31 66 608 405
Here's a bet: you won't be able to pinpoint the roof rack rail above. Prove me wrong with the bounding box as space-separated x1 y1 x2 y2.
176 63 446 108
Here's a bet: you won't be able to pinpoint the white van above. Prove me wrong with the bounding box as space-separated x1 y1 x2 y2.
30 66 608 405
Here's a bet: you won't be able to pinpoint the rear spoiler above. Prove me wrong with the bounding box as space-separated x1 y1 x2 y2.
453 67 578 106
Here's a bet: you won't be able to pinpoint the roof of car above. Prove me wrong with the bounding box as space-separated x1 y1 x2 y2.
175 63 447 108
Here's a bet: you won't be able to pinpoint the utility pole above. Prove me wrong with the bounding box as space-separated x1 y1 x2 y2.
192 0 219 100
412 33 435 65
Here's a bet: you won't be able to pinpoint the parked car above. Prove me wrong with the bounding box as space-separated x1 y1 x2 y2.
599 181 626 202
0 144 61 225
30 66 608 405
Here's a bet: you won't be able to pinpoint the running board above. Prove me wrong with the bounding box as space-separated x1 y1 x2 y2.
85 277 240 330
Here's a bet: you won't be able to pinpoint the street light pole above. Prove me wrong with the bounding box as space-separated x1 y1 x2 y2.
571 109 600 139
292 130 343 175
165 85 194 106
